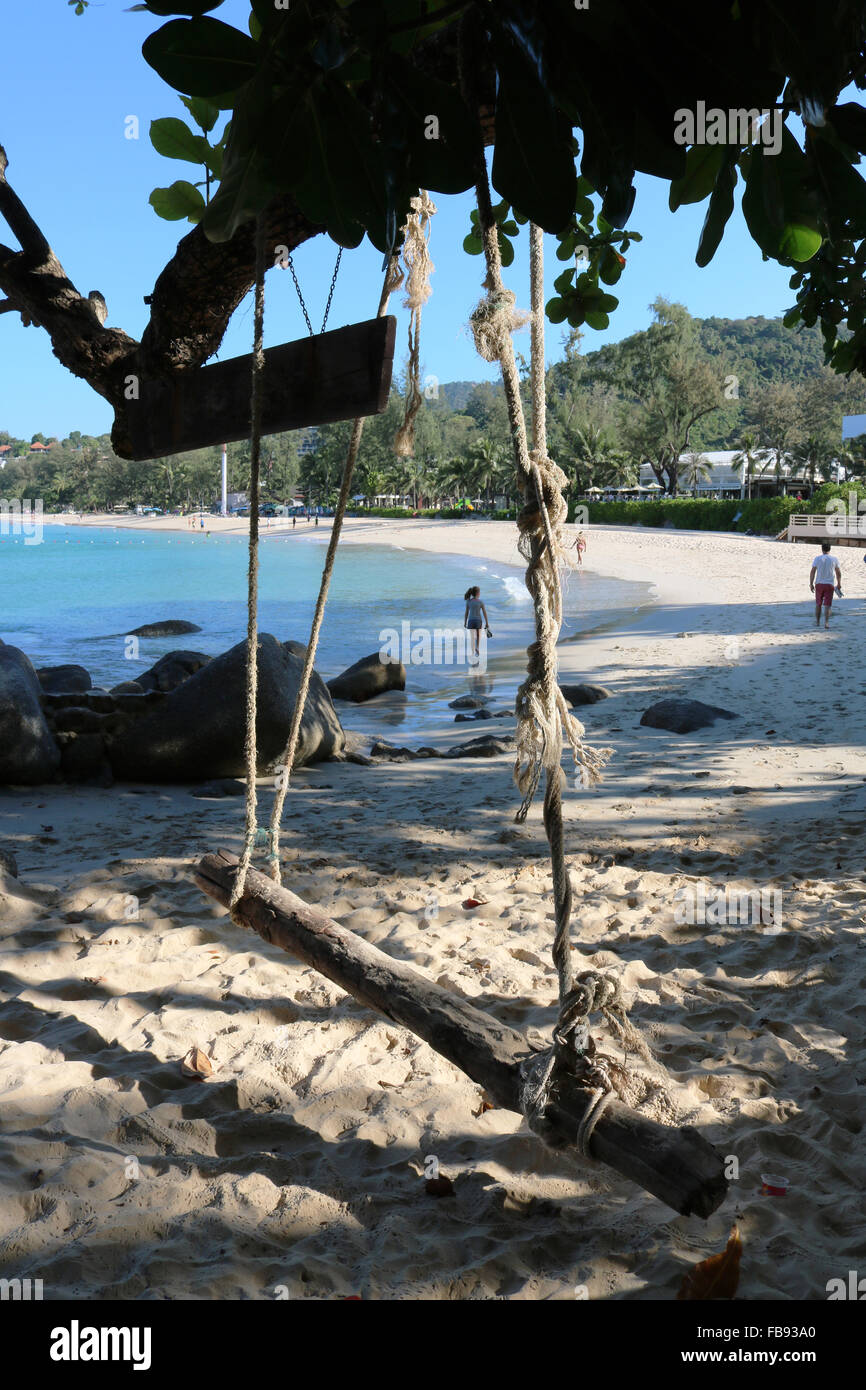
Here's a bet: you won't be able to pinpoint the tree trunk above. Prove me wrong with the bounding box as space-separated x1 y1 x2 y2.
194 850 728 1220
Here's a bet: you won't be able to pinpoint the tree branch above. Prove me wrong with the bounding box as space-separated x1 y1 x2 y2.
0 142 139 408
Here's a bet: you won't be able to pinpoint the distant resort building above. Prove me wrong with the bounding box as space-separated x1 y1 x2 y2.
637 449 834 498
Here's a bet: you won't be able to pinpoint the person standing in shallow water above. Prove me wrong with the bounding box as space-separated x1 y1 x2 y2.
464 585 489 661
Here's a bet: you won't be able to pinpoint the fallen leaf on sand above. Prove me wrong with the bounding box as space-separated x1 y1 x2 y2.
472 1095 494 1117
462 896 487 909
181 1047 213 1079
677 1225 742 1300
425 1175 455 1197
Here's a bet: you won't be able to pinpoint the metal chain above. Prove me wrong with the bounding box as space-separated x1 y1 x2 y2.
284 247 342 337
321 248 342 332
285 253 313 337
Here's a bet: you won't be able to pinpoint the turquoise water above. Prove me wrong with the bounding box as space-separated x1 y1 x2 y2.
2 524 651 731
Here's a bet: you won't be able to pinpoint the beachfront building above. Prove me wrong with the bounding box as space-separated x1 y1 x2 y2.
638 450 832 498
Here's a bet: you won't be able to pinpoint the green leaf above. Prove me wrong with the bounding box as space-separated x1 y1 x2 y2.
554 268 575 294
149 116 211 164
695 150 738 267
810 133 866 229
742 137 822 263
669 144 726 211
599 246 625 284
584 309 609 330
290 81 384 248
491 59 575 233
149 179 206 222
201 152 277 239
546 296 568 324
778 223 823 261
381 55 476 196
463 233 484 255
141 1 225 14
498 230 515 267
142 17 260 98
827 102 866 154
179 93 220 133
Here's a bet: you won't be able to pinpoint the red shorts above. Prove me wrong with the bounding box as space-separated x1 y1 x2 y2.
815 582 834 607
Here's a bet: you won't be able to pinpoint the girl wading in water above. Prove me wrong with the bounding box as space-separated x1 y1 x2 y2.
463 586 490 662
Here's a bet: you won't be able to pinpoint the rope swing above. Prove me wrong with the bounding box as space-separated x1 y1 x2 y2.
226 116 650 1161
229 199 434 919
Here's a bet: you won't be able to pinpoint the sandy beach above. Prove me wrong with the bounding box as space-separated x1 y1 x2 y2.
2 517 864 1300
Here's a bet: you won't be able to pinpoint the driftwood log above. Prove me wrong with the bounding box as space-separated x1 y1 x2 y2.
195 850 728 1219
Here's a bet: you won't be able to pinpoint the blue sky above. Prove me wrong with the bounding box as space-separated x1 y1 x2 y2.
2 0 799 440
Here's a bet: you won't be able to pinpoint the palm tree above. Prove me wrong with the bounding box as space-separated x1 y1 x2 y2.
467 437 509 507
681 451 712 497
568 423 618 493
435 455 471 507
732 432 766 499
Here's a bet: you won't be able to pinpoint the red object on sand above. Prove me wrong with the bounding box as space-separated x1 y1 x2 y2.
760 1174 788 1196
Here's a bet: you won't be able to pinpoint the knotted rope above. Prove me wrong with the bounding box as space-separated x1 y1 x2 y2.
519 971 653 1154
394 190 437 458
459 19 638 1155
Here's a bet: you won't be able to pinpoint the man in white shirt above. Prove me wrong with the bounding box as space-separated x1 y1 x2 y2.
809 542 842 629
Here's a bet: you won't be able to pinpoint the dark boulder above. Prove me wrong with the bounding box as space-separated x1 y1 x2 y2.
110 681 145 696
36 664 92 694
53 706 106 735
127 619 201 637
0 645 61 784
190 778 246 798
446 734 513 758
327 651 406 703
640 698 738 734
134 650 211 694
107 633 344 782
60 733 113 784
560 682 613 706
454 708 494 722
448 695 491 710
369 741 421 762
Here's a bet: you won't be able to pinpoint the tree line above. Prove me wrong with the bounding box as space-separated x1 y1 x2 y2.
3 306 864 512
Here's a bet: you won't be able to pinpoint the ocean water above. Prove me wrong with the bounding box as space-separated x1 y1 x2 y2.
2 524 652 735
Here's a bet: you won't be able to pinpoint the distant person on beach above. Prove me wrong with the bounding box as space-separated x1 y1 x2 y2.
573 530 586 565
292 516 296 528
810 542 842 629
464 585 489 661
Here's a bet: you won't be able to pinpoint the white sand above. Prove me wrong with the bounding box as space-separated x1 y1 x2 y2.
2 519 864 1299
